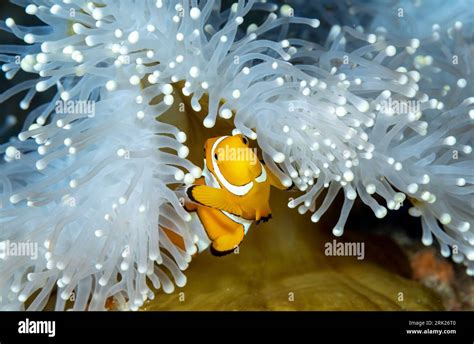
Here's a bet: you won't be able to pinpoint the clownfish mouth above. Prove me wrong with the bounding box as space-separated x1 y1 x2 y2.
210 136 267 196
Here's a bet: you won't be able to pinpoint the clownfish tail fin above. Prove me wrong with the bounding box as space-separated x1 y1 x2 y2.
209 245 235 257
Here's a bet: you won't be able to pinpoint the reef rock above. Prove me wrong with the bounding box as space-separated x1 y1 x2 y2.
144 172 442 311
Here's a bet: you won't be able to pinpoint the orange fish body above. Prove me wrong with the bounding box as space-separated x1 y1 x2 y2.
185 134 286 256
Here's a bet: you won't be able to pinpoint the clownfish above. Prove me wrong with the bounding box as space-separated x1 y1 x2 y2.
183 134 288 256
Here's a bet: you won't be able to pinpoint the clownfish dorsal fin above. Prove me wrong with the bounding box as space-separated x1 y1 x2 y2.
187 185 243 216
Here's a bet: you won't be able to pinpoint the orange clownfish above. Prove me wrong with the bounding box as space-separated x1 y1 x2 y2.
184 134 287 256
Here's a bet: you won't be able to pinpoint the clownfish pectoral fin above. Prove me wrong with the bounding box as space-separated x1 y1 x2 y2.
187 185 242 216
263 165 293 191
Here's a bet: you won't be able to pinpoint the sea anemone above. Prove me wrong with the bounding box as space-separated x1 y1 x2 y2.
0 0 318 311
250 16 474 274
0 0 472 311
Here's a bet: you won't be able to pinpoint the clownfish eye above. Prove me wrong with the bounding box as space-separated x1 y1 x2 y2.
242 136 248 145
214 153 219 160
